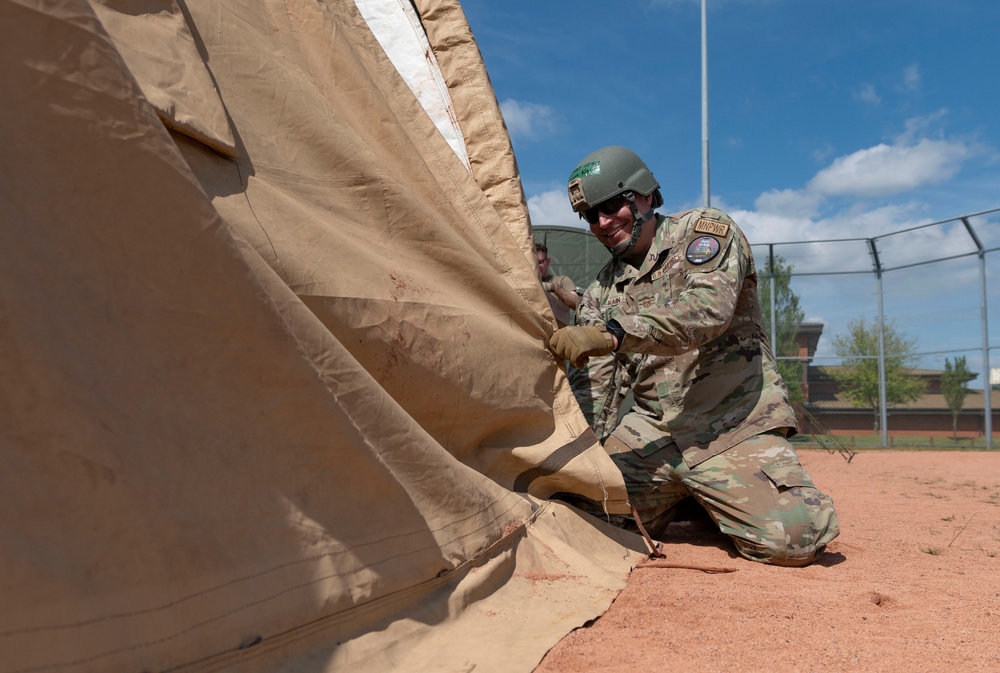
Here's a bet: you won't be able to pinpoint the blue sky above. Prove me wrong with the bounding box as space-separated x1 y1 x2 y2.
461 0 1000 377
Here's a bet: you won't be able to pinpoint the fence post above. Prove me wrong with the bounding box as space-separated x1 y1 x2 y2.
768 244 776 346
868 239 889 448
961 217 993 450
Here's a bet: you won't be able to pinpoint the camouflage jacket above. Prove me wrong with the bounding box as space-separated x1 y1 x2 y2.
571 207 797 467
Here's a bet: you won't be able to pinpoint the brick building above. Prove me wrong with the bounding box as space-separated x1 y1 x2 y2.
785 323 992 439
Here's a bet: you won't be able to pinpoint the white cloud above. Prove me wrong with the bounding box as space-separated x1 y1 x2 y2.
753 188 823 219
499 99 555 138
812 143 836 164
853 83 881 104
813 202 927 239
527 189 586 228
729 208 812 246
733 204 933 278
728 116 978 246
901 64 921 93
897 110 948 145
807 138 969 197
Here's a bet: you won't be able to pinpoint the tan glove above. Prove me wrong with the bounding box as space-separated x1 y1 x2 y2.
548 325 615 368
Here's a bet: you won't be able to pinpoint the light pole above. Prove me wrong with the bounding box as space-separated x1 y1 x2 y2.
701 0 710 208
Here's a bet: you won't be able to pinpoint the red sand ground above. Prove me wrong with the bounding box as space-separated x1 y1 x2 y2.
536 450 1000 673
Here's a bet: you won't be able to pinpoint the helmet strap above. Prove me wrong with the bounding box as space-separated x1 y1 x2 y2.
609 192 655 258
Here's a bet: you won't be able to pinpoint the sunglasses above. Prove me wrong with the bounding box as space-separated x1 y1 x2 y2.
581 193 631 224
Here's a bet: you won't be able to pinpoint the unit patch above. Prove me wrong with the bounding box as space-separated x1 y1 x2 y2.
686 236 721 265
693 218 730 238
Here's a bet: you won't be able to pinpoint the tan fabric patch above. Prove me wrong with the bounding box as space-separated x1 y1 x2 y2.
694 218 730 238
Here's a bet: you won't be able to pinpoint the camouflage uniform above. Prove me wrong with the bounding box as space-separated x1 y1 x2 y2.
571 207 839 566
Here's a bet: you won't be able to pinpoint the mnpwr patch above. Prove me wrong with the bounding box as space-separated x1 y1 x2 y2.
693 218 730 238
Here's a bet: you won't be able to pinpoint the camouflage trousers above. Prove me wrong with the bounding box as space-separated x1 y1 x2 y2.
602 432 840 567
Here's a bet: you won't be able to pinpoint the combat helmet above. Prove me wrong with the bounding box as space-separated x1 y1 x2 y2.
567 145 661 212
567 145 663 257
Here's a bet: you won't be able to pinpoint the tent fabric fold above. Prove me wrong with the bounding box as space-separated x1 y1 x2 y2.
0 0 640 671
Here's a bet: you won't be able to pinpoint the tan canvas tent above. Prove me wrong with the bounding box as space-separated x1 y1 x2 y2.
0 1 645 671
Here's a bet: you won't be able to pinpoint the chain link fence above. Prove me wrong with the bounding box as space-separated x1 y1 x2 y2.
755 207 1000 450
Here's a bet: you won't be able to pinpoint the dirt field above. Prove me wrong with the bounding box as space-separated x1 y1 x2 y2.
536 450 1000 673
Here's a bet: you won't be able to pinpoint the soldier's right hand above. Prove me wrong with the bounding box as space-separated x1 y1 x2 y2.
548 326 614 368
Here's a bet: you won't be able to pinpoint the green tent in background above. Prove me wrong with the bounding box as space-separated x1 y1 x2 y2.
533 225 611 291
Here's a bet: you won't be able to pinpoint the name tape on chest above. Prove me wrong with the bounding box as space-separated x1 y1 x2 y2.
693 218 730 238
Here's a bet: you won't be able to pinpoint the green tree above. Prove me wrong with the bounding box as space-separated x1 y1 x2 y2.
941 356 972 441
758 255 805 403
829 318 926 433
